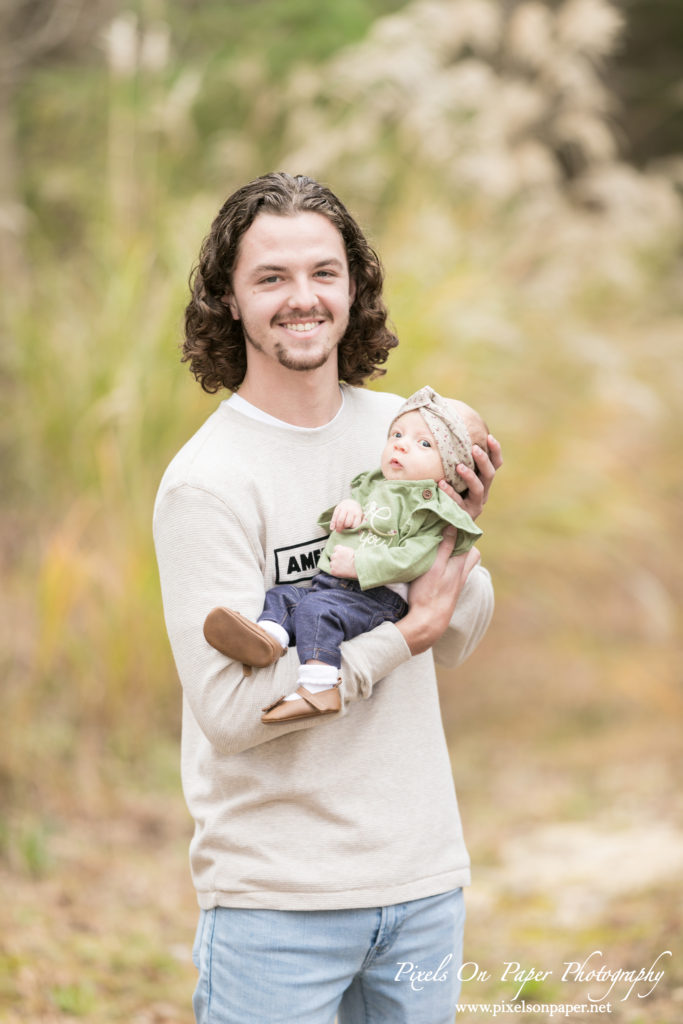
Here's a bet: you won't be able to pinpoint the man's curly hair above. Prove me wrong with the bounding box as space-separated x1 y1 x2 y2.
182 172 398 393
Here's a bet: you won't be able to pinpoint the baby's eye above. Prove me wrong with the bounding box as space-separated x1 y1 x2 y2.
391 430 402 438
419 439 432 448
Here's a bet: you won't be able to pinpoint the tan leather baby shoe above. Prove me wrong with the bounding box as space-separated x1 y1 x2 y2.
203 607 286 676
261 683 341 723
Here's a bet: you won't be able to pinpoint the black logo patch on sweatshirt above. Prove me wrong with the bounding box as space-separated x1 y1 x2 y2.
274 536 329 584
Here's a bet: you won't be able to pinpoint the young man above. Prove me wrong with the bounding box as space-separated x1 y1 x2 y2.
154 172 502 1024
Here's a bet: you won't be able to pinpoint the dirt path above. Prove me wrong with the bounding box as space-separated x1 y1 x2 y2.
2 732 681 1022
1 793 197 1023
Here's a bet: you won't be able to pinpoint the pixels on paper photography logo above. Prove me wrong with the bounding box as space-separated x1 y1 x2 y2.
393 948 673 1011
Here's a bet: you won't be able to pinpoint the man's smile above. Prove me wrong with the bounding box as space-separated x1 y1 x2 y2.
278 320 324 334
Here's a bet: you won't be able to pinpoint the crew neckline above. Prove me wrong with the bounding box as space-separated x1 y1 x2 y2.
225 388 346 432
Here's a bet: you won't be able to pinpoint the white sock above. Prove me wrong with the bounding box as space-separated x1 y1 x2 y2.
258 620 289 649
283 663 338 702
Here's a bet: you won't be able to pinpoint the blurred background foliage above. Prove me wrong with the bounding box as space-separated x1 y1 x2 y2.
1 0 682 1018
1 0 682 999
2 0 682 820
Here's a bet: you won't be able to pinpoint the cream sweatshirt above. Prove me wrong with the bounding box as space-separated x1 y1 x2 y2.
153 385 494 910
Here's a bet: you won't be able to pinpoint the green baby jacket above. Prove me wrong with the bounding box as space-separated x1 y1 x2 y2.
317 468 482 591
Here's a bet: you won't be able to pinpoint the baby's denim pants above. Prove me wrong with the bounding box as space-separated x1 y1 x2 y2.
260 571 409 669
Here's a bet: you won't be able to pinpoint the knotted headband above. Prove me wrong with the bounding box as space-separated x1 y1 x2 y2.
392 385 474 493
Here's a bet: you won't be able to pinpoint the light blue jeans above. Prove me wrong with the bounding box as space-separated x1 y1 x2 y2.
192 888 465 1024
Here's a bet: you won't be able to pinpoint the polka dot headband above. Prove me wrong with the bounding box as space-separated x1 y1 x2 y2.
392 385 474 492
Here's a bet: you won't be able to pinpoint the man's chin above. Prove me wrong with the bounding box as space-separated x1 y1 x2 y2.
275 347 335 373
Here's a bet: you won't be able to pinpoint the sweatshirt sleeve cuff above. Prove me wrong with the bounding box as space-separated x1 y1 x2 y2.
339 621 412 703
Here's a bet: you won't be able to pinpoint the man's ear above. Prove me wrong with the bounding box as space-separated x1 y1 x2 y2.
222 290 240 320
348 275 357 305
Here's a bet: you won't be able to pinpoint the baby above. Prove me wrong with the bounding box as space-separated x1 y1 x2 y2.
203 386 489 724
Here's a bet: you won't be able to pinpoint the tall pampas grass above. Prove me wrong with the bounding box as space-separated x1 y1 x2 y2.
269 0 683 728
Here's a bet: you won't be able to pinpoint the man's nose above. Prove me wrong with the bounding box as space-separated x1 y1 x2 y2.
287 275 317 310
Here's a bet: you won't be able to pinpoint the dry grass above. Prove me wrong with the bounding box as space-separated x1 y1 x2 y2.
1 695 681 1021
0 784 197 1023
1 0 682 1019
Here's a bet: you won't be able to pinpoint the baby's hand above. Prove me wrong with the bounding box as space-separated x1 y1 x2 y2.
330 499 364 532
329 545 358 579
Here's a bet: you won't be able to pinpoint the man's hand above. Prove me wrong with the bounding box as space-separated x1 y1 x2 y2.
397 528 481 655
330 499 364 532
438 434 503 520
329 544 358 579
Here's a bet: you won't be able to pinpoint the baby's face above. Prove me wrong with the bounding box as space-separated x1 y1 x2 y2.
381 411 445 483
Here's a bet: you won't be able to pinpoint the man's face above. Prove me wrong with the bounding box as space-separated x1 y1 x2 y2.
380 411 445 483
225 211 357 376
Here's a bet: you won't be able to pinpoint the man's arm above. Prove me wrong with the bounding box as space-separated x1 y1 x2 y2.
432 564 494 668
395 527 493 668
396 527 484 655
153 484 412 756
420 434 500 664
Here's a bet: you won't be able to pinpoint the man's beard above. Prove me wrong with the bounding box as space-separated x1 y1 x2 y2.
243 323 345 373
271 342 332 372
